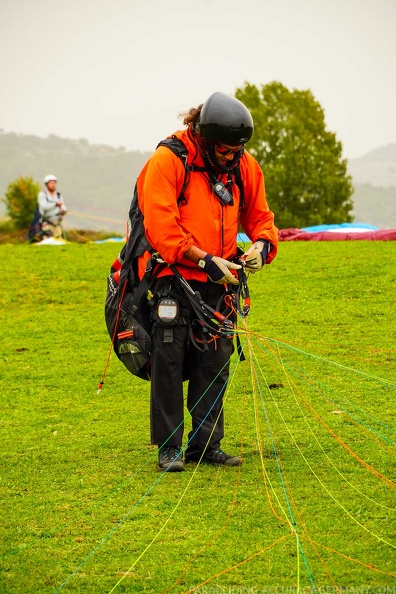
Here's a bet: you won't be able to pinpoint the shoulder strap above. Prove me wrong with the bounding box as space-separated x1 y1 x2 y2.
156 136 206 205
156 136 245 209
156 136 188 160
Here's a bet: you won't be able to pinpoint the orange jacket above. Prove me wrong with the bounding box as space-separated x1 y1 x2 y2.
136 128 278 281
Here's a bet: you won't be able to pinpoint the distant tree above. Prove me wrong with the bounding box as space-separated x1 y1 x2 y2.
2 176 40 229
235 82 354 229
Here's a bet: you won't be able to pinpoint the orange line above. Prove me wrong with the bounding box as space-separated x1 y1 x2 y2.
184 534 293 594
262 338 396 490
308 538 396 578
248 338 340 590
161 365 248 594
276 452 341 590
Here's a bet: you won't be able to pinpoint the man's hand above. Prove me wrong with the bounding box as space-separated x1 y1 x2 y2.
242 240 271 273
202 254 241 285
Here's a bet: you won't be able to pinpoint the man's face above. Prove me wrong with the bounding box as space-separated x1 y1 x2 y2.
46 180 57 192
213 143 244 168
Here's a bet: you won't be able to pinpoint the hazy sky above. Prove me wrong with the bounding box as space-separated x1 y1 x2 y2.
1 0 395 159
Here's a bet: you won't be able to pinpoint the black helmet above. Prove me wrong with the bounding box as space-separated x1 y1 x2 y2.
198 92 254 172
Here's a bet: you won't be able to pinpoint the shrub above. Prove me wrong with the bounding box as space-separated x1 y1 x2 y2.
2 176 41 230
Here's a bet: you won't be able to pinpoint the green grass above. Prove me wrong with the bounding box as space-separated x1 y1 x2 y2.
0 241 395 593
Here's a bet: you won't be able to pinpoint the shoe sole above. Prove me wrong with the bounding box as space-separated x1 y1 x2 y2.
205 460 241 467
185 458 241 467
158 463 185 472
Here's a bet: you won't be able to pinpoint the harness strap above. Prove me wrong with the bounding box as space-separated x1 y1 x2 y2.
129 257 165 315
167 263 234 339
124 253 248 357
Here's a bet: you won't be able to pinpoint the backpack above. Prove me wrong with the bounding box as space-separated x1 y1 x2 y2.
104 137 245 381
28 207 43 242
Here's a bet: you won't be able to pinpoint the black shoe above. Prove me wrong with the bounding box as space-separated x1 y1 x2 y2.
186 448 241 466
158 446 184 472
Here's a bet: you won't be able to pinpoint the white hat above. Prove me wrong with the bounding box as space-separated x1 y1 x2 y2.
44 174 57 184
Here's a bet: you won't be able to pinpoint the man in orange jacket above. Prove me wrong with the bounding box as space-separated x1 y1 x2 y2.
137 92 278 471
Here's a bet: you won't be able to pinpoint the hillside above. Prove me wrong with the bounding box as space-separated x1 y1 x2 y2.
1 131 396 231
348 143 396 187
347 142 396 228
0 131 151 234
351 184 396 229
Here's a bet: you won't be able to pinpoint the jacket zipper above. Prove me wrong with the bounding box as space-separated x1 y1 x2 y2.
205 170 227 257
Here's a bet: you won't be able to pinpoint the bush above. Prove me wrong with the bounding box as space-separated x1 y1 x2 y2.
2 176 41 230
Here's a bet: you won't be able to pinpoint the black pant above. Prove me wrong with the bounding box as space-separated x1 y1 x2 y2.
150 278 234 456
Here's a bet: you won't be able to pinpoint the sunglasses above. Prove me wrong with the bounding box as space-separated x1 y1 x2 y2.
215 143 244 156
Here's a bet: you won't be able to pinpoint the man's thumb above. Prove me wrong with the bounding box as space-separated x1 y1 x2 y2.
226 261 242 270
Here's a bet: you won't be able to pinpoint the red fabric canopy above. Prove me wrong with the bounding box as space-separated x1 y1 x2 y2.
279 228 396 241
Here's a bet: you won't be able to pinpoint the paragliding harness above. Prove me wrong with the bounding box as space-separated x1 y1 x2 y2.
104 136 249 381
28 208 44 242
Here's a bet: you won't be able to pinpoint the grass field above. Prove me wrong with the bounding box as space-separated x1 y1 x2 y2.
0 241 395 594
